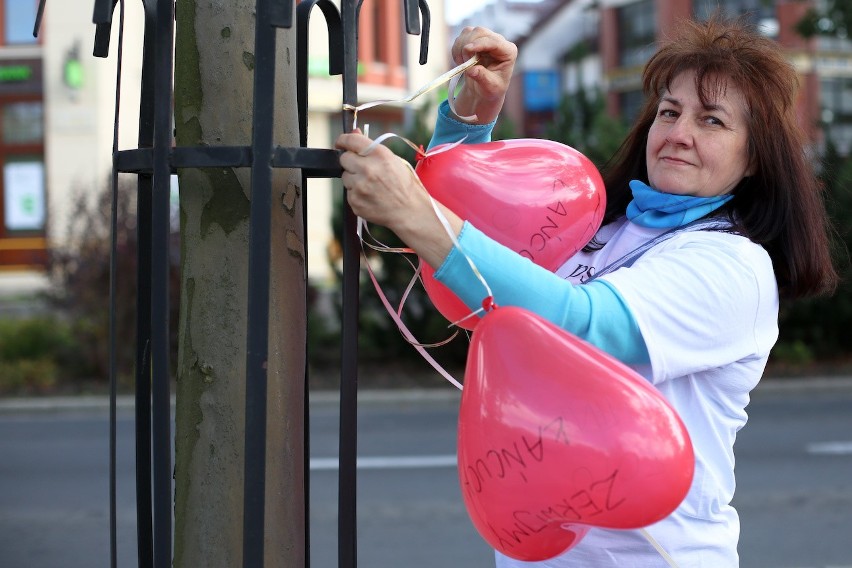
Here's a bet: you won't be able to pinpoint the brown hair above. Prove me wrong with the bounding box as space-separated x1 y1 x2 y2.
601 16 838 299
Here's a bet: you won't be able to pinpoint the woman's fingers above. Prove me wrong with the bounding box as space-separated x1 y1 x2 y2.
337 132 388 184
336 132 411 223
333 136 459 266
465 63 509 100
465 36 517 67
452 27 516 69
448 27 516 123
335 131 372 156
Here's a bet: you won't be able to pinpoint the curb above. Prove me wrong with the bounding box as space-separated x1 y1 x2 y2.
751 375 852 394
0 388 463 414
1 376 851 414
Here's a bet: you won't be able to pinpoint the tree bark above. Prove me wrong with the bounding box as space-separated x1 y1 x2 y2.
173 2 305 566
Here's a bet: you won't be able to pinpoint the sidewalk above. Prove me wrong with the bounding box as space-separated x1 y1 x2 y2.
2 375 852 414
0 270 49 297
0 270 50 319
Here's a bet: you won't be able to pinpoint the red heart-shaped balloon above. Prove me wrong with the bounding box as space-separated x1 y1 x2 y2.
415 139 605 329
458 307 694 562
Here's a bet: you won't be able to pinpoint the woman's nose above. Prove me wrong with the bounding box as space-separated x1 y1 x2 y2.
665 118 693 146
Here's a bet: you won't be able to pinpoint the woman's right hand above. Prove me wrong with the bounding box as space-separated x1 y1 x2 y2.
450 27 518 125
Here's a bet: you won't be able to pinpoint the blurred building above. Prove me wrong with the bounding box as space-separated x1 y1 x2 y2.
0 0 448 290
451 0 562 42
504 0 852 157
304 0 449 285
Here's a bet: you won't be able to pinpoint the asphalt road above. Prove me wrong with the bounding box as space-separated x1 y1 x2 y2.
1 379 851 568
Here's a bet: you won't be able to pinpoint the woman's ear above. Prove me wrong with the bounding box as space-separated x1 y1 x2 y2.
744 164 757 178
744 138 759 177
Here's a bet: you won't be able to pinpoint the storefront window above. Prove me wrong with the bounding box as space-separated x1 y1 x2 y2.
3 101 42 143
821 77 852 155
3 158 45 232
693 0 766 22
619 89 644 124
0 95 45 262
618 0 656 68
4 0 39 45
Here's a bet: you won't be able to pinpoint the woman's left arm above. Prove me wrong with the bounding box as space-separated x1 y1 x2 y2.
436 222 650 364
335 132 649 364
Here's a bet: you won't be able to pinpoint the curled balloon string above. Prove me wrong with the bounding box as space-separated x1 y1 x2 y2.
359 220 458 332
447 65 475 122
360 132 427 160
358 234 465 390
639 529 681 568
360 239 461 352
357 132 468 162
345 55 493 330
343 55 479 131
353 135 465 253
353 134 466 254
352 143 466 390
357 216 414 255
350 133 501 390
358 221 464 351
424 193 497 326
356 135 497 326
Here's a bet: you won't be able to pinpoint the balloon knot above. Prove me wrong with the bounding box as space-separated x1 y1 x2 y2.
481 296 497 313
415 145 427 161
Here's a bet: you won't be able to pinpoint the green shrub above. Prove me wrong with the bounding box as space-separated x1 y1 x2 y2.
45 179 182 386
547 87 630 169
776 140 852 363
0 317 75 394
770 340 814 367
0 359 58 395
0 317 73 361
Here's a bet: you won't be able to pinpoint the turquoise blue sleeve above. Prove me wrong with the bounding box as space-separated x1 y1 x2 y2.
434 222 651 364
428 100 496 149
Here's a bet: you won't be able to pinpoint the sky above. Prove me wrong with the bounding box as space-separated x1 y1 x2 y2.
444 1 492 25
444 0 547 25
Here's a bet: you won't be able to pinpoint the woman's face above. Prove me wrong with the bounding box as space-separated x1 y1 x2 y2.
645 70 754 197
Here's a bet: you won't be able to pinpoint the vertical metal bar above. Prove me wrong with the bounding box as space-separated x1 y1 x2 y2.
93 0 119 57
33 0 46 38
242 0 277 564
339 1 360 567
269 0 294 28
403 0 421 35
297 6 341 565
151 0 175 565
107 10 123 566
303 250 311 568
416 0 431 66
134 1 158 565
296 6 312 566
91 2 137 567
93 0 118 23
101 1 124 568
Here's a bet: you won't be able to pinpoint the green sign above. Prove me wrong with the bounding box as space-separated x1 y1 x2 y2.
64 60 83 89
307 56 364 77
0 65 32 83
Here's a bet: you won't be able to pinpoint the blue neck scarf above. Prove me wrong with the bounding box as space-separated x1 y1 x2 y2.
626 179 733 229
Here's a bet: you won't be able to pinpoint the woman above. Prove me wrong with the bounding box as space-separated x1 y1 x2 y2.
337 17 838 567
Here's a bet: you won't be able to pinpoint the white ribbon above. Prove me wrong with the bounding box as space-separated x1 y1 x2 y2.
344 56 479 130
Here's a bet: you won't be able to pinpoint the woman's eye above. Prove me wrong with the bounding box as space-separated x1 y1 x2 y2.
704 116 725 127
658 109 678 119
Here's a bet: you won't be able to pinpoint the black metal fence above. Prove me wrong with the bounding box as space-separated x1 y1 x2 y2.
36 0 433 566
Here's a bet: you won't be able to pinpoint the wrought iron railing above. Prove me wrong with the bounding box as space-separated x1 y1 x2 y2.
36 1 433 566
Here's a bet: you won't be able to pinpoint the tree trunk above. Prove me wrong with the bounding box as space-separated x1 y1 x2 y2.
173 2 305 566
